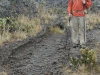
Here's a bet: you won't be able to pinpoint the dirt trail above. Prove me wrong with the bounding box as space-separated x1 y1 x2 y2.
1 32 68 75
0 25 100 75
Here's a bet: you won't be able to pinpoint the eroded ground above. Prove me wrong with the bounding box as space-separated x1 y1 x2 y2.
0 25 100 75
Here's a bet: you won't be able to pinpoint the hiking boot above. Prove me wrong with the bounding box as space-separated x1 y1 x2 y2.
72 43 78 48
80 44 86 49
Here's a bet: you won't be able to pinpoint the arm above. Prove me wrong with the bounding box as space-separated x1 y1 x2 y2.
85 0 92 8
68 0 73 14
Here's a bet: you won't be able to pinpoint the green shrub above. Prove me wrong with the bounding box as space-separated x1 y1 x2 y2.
70 47 97 69
0 17 19 34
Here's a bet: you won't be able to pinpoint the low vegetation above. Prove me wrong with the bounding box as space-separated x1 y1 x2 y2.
0 15 42 46
50 26 65 34
0 5 66 45
67 47 100 75
70 47 97 68
86 13 100 29
0 72 7 75
0 5 100 46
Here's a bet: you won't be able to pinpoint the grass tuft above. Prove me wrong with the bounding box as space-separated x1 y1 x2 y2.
0 72 7 75
50 26 65 34
70 47 97 69
86 14 100 29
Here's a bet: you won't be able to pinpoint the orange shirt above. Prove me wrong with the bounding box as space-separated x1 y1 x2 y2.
68 0 92 16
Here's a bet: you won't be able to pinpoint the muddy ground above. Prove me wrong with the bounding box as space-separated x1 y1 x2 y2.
0 25 100 75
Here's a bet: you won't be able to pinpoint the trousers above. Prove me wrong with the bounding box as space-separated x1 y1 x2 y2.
70 16 86 45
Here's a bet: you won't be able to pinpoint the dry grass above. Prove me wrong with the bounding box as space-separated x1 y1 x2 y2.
11 31 27 41
63 65 100 75
0 72 7 75
0 6 58 45
0 32 11 45
37 5 59 25
86 13 100 29
0 6 64 45
17 15 42 36
44 13 57 24
50 26 65 34
0 15 43 46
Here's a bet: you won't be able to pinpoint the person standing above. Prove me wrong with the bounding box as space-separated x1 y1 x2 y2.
68 0 92 48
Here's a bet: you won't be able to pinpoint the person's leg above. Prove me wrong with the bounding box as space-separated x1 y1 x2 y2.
79 16 86 46
71 16 79 45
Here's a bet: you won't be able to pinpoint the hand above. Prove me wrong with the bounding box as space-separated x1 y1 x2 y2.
68 13 72 17
82 0 86 4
